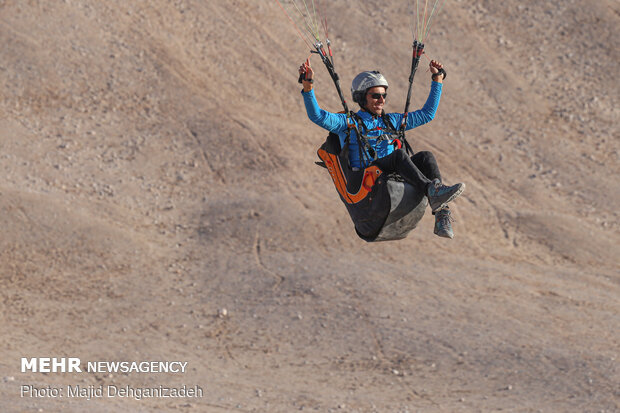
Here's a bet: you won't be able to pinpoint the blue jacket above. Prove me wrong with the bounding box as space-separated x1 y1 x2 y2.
302 81 442 168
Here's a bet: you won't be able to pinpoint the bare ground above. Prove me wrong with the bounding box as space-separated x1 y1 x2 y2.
0 1 618 412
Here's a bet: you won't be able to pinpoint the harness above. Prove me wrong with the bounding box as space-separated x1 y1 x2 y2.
345 112 405 168
311 41 431 242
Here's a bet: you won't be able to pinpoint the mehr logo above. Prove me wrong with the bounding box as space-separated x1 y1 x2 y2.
21 358 82 373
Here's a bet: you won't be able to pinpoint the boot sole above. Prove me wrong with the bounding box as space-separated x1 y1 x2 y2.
430 183 465 213
434 229 454 239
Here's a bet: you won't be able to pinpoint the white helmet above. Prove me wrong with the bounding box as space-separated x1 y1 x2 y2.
351 71 389 105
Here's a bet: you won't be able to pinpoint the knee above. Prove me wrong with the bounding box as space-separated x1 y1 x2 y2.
416 151 438 166
417 150 436 162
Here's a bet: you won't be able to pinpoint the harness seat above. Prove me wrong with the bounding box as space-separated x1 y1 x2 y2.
317 132 427 242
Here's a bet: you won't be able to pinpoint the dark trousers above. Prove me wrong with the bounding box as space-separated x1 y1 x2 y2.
371 149 441 194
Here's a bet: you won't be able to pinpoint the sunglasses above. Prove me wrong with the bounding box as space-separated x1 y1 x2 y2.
369 93 387 100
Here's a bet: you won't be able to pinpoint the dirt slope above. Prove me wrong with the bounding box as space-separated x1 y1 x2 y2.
0 1 618 412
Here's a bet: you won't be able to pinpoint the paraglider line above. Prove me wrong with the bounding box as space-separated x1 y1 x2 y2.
275 0 315 50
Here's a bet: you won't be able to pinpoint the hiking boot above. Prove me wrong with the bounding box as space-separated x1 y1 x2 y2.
434 207 454 239
426 179 465 213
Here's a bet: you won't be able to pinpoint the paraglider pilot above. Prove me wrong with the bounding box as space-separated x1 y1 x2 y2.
299 59 465 239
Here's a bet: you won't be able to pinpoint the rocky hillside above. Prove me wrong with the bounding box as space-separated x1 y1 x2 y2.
0 1 618 411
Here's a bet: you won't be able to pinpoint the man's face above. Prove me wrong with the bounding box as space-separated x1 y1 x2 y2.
365 86 387 116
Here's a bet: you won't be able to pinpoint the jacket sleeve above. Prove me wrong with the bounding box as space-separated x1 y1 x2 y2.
301 89 348 133
401 81 442 130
